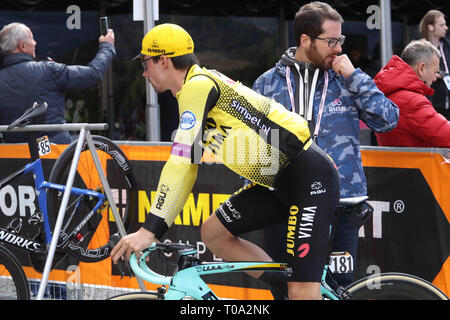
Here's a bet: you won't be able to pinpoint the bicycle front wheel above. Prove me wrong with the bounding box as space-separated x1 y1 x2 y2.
346 272 448 300
0 245 30 300
47 135 137 263
107 292 162 300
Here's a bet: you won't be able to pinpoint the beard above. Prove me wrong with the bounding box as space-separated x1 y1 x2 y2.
305 43 335 71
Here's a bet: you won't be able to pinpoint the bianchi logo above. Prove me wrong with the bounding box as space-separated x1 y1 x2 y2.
310 181 327 195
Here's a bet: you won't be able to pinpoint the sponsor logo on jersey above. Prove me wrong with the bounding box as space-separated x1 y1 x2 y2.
286 205 298 256
310 181 327 195
155 184 170 210
217 199 241 223
180 111 196 130
287 205 317 258
230 99 271 135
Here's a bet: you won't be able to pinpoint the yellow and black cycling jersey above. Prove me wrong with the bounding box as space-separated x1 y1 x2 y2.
144 64 312 237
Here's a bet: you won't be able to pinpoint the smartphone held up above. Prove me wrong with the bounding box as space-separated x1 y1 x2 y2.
99 16 109 36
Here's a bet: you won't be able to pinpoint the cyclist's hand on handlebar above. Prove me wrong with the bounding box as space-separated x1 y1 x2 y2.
110 227 157 264
99 29 115 46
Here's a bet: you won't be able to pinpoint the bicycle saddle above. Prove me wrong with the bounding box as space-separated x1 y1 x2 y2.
7 102 48 131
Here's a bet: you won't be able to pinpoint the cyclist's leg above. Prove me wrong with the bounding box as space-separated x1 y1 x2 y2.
274 142 340 299
201 183 285 267
326 213 359 287
201 213 272 267
201 183 288 298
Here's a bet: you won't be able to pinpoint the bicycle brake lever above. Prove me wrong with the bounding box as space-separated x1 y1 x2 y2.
120 259 133 279
107 233 133 279
116 258 132 279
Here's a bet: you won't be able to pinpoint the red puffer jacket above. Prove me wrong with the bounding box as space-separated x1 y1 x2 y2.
374 55 450 148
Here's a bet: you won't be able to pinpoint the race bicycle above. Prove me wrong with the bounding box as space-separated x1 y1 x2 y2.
109 197 448 300
0 102 137 299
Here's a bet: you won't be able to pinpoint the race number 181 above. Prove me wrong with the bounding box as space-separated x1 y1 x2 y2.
329 251 354 274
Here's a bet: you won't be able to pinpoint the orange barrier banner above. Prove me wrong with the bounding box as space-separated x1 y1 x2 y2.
0 143 448 299
359 147 450 296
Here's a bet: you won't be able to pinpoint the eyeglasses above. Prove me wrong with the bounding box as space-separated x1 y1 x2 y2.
312 35 346 48
140 57 152 71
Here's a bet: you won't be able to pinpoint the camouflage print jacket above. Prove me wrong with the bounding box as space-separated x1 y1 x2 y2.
253 47 399 198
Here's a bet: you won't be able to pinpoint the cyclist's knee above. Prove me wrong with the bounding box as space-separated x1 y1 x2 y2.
200 218 213 245
201 214 233 249
201 215 220 245
288 282 321 300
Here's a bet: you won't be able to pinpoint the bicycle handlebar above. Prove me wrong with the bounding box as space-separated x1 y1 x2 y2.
129 243 177 286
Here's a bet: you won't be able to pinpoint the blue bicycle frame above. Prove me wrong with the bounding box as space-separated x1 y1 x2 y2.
1 157 106 248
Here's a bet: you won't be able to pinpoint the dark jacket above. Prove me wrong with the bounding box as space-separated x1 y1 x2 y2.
431 37 450 112
0 42 115 143
374 55 450 147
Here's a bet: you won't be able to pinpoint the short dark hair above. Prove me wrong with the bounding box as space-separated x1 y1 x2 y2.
152 53 199 70
293 2 343 47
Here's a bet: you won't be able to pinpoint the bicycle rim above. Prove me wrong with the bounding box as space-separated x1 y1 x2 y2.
0 245 30 300
345 272 448 300
47 136 137 263
107 292 162 300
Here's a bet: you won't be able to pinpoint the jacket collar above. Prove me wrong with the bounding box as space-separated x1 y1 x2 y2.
375 55 434 96
277 47 339 81
2 53 34 67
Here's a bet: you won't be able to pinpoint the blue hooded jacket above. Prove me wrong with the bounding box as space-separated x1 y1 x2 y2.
0 42 115 143
253 47 399 198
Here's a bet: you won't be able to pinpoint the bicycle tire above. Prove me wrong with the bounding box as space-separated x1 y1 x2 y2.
47 135 137 263
107 292 162 300
0 245 30 300
345 272 448 300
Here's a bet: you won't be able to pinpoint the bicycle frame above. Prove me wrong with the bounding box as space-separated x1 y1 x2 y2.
131 249 288 300
0 156 106 252
320 267 341 300
129 243 350 300
173 261 289 300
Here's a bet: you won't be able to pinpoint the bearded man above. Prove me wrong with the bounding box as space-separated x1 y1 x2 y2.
252 1 399 290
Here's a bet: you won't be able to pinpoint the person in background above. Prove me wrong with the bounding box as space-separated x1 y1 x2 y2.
0 22 115 143
252 1 399 289
419 10 450 120
374 39 450 147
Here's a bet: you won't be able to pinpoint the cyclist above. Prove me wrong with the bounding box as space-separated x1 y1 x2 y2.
110 23 340 300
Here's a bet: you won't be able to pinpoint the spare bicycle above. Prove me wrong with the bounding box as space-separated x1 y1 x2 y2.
0 102 137 299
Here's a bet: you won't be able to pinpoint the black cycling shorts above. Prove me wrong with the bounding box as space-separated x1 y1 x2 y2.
215 142 340 282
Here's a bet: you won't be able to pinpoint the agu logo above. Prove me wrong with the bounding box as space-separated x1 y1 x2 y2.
180 111 196 130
